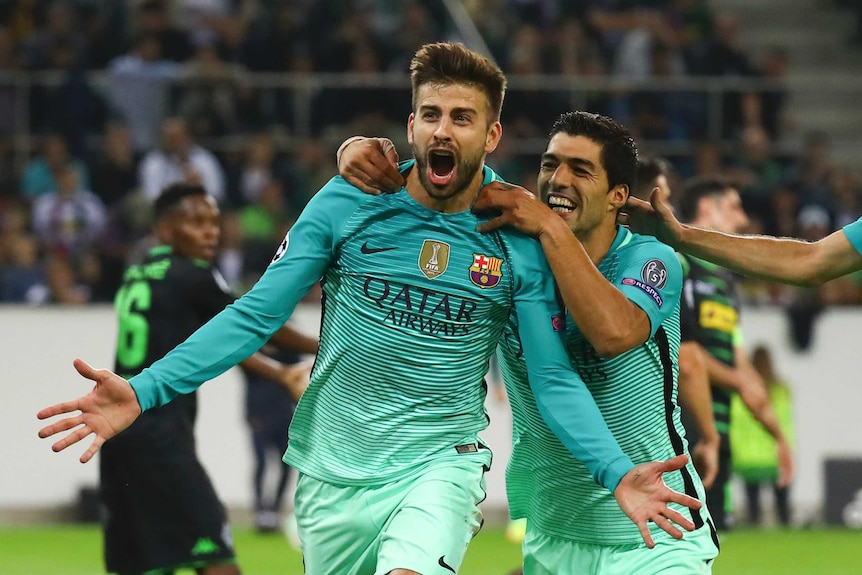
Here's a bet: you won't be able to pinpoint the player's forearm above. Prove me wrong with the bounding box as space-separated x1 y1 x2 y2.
240 353 286 382
269 323 319 355
676 225 824 286
702 352 741 392
539 223 647 357
677 343 719 444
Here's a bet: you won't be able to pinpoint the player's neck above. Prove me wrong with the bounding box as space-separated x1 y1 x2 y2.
576 220 619 265
404 167 484 214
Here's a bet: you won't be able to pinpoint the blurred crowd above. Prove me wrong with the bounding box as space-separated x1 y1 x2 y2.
0 0 860 319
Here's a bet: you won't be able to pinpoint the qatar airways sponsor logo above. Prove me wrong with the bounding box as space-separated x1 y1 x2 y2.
362 276 479 336
622 277 664 307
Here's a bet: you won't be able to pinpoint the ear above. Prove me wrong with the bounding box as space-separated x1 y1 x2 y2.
608 184 628 212
407 113 415 146
484 121 502 154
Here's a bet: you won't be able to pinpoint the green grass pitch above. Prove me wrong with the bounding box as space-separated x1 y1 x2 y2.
1 525 861 574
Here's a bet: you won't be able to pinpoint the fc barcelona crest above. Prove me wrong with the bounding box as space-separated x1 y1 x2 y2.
419 240 450 279
470 253 504 288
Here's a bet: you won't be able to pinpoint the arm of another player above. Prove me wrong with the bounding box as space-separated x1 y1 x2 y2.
240 353 313 402
269 322 320 356
336 136 404 195
475 182 651 356
624 189 862 286
677 341 719 489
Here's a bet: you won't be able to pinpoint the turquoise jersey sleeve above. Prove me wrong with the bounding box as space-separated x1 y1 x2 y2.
842 217 862 256
131 176 360 410
508 233 634 492
615 238 683 337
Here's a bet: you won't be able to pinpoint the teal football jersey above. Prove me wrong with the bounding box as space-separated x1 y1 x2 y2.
131 164 633 489
499 226 709 544
843 216 862 255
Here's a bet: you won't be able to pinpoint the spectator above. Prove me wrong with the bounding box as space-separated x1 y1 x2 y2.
105 32 179 153
44 254 90 304
31 38 106 157
138 116 227 203
697 12 759 139
89 122 140 210
21 133 90 200
132 0 192 63
176 28 250 139
20 0 87 70
0 233 48 304
31 164 107 261
730 344 795 526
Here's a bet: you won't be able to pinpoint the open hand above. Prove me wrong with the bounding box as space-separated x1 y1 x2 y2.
614 454 702 548
37 359 142 463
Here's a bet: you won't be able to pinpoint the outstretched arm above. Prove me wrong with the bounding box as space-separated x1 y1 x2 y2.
623 189 862 286
37 359 142 463
336 136 403 195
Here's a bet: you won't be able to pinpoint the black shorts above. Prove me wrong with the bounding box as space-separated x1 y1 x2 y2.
100 452 236 574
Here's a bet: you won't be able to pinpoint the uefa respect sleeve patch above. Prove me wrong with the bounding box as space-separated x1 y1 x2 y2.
622 277 664 307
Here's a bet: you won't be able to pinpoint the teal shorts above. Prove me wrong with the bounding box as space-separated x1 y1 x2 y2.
522 521 719 575
294 453 488 575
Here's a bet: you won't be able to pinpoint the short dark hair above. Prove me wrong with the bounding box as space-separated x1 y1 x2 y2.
549 111 638 194
410 42 506 123
678 176 735 222
154 183 208 221
633 156 672 200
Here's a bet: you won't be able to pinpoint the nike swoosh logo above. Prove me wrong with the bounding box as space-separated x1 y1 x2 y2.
360 242 398 255
438 556 456 573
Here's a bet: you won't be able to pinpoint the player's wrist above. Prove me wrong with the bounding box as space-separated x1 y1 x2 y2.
336 136 367 168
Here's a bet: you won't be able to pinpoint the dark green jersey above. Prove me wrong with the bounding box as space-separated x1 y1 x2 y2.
679 254 740 440
107 246 234 458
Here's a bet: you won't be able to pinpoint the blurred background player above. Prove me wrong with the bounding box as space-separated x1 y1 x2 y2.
672 176 794 531
634 156 720 491
242 346 303 534
101 182 316 575
730 343 795 526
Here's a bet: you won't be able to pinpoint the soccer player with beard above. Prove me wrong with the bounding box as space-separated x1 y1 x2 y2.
339 113 719 573
39 43 699 575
